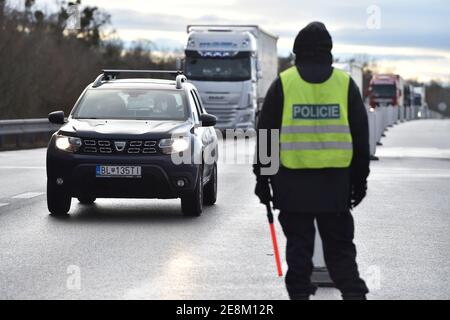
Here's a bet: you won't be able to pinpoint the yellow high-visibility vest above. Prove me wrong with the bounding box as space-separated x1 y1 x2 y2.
279 66 353 169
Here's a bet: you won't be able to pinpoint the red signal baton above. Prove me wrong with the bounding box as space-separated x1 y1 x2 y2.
266 204 283 277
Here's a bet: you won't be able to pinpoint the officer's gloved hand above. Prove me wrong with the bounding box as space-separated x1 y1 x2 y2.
350 182 367 209
255 177 272 205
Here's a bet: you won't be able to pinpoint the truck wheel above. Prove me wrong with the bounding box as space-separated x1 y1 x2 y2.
78 197 96 205
181 169 203 217
47 179 71 216
203 162 217 205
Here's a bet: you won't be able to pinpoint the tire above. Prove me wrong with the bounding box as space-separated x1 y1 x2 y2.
77 196 96 205
203 162 217 205
47 179 71 216
181 168 203 217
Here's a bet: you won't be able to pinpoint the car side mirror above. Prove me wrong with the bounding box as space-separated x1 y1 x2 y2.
199 113 217 127
257 71 263 80
48 111 65 124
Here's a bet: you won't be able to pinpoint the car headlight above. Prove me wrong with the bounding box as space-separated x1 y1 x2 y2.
159 137 190 154
55 135 82 152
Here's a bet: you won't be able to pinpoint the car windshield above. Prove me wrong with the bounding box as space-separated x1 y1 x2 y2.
185 55 251 81
372 84 396 97
72 89 187 120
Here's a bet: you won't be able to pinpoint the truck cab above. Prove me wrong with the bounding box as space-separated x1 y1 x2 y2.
368 74 404 108
412 86 426 107
184 25 278 130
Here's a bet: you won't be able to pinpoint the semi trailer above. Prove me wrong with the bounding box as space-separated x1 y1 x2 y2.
333 62 363 97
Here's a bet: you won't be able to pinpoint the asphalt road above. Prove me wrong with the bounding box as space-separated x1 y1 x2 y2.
0 119 449 300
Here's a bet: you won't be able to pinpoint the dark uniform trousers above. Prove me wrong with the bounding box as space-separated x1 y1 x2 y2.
278 210 369 297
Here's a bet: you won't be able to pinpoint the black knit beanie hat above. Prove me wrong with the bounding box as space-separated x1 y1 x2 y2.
293 21 333 64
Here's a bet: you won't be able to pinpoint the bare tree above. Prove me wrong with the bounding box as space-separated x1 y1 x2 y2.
0 0 179 119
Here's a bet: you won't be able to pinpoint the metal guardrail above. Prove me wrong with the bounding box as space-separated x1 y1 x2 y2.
0 118 60 135
367 104 443 160
0 106 445 151
0 118 61 149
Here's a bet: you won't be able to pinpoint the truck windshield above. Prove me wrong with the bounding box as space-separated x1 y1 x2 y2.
372 84 396 97
185 55 251 81
72 89 187 120
413 95 422 106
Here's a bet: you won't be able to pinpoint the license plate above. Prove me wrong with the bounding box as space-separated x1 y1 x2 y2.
96 165 141 178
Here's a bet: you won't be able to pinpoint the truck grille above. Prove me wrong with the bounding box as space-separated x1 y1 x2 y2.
80 139 158 155
205 106 237 124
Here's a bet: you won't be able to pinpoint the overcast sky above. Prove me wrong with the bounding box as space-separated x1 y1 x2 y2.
9 0 450 83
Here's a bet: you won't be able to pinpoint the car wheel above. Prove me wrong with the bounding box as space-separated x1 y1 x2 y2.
77 196 96 205
47 179 71 216
181 168 203 217
203 162 217 205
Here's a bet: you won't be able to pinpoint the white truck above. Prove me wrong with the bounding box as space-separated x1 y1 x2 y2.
184 25 278 130
412 86 426 107
333 62 363 97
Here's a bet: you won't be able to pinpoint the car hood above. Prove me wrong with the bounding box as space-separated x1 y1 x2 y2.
60 119 192 138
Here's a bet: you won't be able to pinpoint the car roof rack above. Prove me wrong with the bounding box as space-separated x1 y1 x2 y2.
92 69 186 89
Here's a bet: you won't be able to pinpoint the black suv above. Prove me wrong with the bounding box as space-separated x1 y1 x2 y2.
46 70 218 217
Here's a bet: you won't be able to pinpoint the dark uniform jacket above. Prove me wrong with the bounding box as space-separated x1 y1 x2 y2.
253 62 370 213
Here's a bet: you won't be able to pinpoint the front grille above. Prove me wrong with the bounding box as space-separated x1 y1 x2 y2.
205 106 238 123
80 139 158 155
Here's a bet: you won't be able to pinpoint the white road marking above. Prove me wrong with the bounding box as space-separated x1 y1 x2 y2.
0 166 45 169
0 203 9 208
376 147 450 159
12 192 44 199
370 174 450 180
369 167 450 180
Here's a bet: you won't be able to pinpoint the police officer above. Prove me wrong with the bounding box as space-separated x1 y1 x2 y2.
254 22 370 300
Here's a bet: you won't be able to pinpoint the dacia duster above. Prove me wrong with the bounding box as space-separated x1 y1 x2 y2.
46 70 218 217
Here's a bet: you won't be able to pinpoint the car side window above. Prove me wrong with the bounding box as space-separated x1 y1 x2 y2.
192 90 206 114
188 90 200 123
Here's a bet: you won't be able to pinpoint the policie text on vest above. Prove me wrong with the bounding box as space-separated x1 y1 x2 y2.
292 104 341 120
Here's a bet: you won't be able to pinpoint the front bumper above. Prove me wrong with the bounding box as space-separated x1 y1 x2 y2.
47 149 200 199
